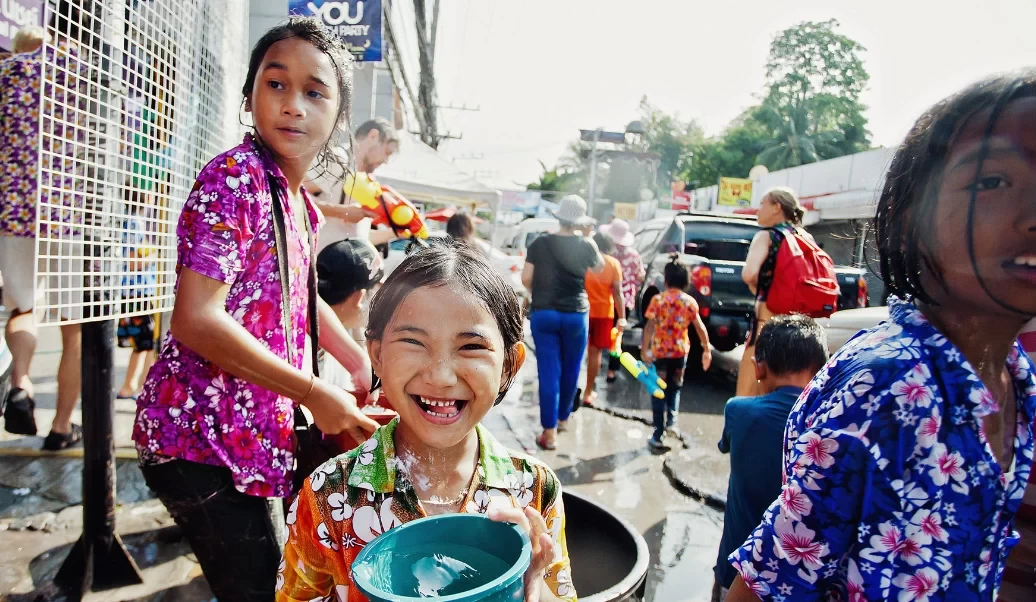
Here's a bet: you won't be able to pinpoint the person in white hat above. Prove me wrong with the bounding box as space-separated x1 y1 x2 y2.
521 195 605 450
599 218 645 381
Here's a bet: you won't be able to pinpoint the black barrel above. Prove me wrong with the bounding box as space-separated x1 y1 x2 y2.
563 491 649 602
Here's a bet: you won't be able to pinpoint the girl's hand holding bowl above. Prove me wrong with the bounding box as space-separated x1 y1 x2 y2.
488 506 562 602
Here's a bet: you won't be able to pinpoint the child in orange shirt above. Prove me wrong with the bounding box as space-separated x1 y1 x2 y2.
583 232 626 404
642 257 711 449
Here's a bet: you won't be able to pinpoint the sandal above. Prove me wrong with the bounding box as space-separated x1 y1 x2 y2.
42 423 83 451
582 391 598 406
606 372 617 384
3 388 38 436
535 433 557 450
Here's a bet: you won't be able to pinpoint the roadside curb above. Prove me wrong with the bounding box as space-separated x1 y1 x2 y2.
582 401 728 511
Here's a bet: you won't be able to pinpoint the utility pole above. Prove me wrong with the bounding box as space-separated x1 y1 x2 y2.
588 128 602 204
413 0 441 148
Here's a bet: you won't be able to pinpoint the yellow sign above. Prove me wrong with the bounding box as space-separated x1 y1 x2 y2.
613 202 638 221
718 177 753 207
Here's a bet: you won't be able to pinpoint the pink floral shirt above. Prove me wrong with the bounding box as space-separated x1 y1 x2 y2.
133 134 323 498
612 244 645 311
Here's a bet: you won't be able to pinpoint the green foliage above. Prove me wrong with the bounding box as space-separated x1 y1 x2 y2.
526 161 581 192
529 20 873 189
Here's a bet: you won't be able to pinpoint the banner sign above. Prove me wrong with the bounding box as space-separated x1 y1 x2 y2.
289 0 383 62
718 177 753 207
613 202 638 221
0 0 42 52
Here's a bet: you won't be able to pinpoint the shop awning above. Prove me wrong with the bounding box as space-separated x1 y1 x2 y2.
812 190 879 220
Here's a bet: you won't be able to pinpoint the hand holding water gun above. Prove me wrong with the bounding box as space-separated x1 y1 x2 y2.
619 352 667 399
342 172 429 240
609 327 622 358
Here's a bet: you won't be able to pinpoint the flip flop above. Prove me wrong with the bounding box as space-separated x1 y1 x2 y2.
535 433 557 451
116 393 139 401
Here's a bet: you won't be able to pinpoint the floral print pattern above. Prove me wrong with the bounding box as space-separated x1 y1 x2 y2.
133 134 323 498
644 288 700 359
277 419 576 601
612 244 645 311
729 297 1036 601
0 43 86 238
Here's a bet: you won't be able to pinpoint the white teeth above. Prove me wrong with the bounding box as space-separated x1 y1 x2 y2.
1013 256 1036 267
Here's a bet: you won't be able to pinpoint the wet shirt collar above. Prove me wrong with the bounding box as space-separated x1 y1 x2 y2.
346 419 519 493
242 132 323 228
888 296 1036 424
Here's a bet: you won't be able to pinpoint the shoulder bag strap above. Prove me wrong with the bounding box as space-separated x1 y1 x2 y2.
268 174 320 378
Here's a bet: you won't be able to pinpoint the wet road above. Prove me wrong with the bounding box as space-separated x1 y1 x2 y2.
498 347 738 602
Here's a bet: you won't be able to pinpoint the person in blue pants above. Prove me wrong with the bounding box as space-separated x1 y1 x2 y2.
521 195 604 450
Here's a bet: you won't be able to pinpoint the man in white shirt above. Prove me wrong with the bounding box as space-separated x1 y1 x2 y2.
308 119 400 252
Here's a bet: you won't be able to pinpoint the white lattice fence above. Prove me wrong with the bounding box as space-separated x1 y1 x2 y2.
35 0 248 325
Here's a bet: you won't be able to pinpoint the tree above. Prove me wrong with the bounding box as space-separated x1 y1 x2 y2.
637 97 703 187
757 19 872 166
526 161 580 193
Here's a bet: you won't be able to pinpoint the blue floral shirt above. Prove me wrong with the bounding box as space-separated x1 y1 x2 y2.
729 298 1036 602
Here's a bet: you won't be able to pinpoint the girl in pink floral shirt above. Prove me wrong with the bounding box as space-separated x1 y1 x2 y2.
132 18 378 602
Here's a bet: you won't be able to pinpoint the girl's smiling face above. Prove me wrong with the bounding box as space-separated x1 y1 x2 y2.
925 96 1036 316
246 37 339 168
368 285 515 449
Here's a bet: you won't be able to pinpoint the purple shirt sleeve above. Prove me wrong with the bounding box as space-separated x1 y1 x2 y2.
177 157 259 285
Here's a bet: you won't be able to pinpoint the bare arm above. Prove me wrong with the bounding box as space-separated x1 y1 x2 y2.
742 230 770 294
611 278 626 324
724 576 761 602
587 238 606 274
316 201 367 223
171 269 377 438
693 311 712 371
317 298 372 395
522 263 535 292
641 320 655 363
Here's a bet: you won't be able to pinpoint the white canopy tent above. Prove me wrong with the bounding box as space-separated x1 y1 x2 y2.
376 132 501 212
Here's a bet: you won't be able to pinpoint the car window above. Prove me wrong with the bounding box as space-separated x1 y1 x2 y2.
389 239 408 251
634 227 662 254
681 221 759 262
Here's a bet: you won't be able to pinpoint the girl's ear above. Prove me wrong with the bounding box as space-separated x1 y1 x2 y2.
244 96 253 113
367 338 383 378
504 342 526 380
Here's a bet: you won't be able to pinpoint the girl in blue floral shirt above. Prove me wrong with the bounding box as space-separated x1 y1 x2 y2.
726 70 1036 602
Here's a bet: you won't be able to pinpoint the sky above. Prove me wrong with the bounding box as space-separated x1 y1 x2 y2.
425 0 1036 188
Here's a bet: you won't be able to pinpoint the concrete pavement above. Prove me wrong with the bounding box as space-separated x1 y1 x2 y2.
0 325 735 601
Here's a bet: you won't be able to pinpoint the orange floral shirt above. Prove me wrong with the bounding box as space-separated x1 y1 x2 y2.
276 419 577 601
645 288 699 359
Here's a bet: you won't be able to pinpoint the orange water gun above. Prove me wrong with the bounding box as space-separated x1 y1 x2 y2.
342 172 429 240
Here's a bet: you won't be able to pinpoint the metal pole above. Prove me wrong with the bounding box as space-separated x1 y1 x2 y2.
55 319 143 595
588 128 601 204
370 64 379 121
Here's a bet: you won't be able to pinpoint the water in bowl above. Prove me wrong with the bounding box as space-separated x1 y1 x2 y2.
393 542 512 598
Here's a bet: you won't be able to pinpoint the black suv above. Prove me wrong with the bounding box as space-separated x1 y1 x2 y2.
628 212 869 358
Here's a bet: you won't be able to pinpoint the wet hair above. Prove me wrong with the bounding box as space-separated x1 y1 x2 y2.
876 70 1036 309
765 187 805 225
366 240 524 404
593 231 616 255
446 212 475 240
242 17 353 176
754 314 829 377
355 118 399 145
663 255 688 289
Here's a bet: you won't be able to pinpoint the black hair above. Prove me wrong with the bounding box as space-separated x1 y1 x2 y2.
875 69 1036 308
242 17 353 176
355 118 399 145
754 314 829 377
593 231 616 255
663 255 689 289
446 212 475 240
366 240 524 405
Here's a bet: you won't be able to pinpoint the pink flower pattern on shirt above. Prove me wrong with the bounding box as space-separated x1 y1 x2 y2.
133 134 323 498
611 244 645 311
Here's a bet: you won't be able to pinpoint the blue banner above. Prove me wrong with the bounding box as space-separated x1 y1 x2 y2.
288 0 383 62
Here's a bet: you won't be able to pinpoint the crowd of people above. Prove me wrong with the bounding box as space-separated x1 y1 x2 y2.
0 8 1036 602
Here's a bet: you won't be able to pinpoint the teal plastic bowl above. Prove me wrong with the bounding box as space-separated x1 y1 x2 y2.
351 513 531 602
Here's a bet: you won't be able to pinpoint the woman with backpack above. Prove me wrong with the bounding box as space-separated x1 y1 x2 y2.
738 187 822 397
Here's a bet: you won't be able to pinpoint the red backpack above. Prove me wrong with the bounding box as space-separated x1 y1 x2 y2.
765 227 840 318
